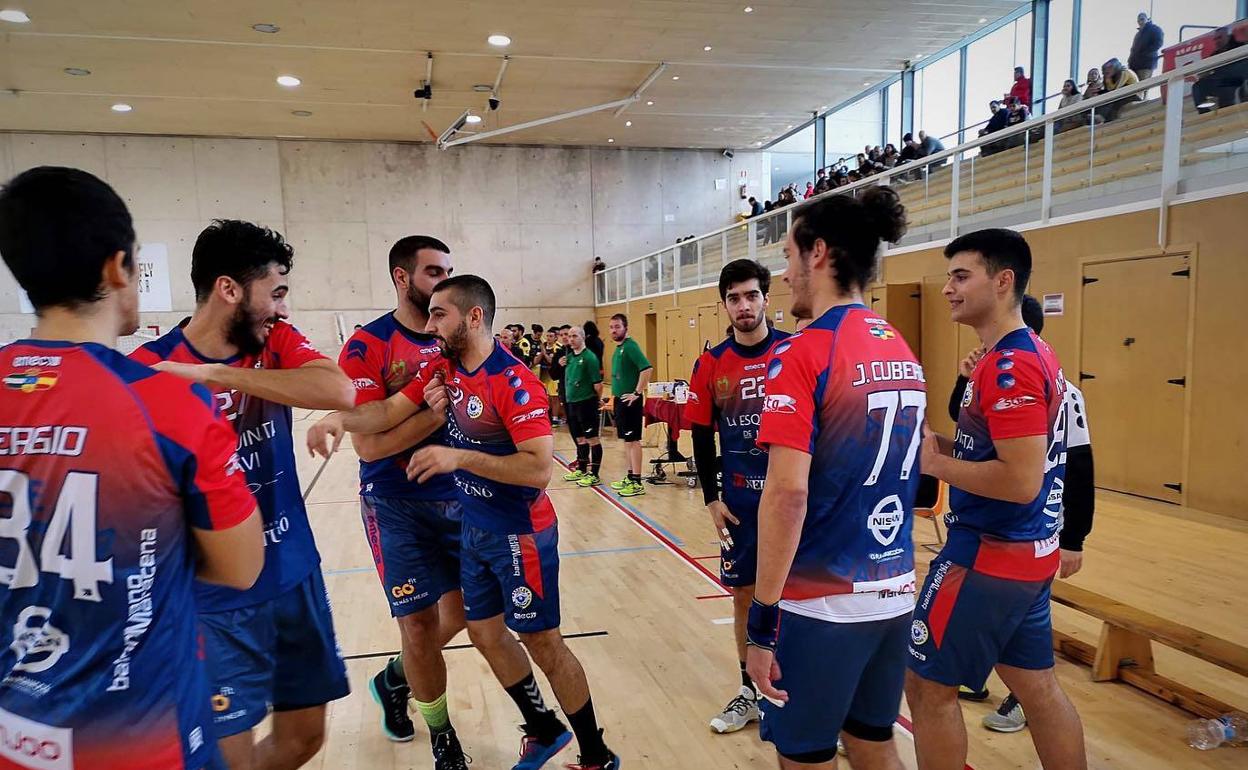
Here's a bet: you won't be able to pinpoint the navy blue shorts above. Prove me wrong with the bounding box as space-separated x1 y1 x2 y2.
361 495 463 617
461 522 561 633
760 611 909 757
720 496 758 588
907 555 1055 687
200 569 351 736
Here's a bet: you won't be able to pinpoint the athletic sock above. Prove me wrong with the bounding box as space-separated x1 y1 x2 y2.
505 673 564 742
414 692 453 736
575 443 590 472
740 661 755 696
385 656 407 689
589 444 603 476
566 697 609 763
627 472 641 484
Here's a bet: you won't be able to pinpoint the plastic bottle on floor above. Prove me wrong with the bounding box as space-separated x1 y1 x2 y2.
1187 714 1247 750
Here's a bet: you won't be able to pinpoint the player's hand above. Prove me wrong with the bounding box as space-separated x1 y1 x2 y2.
406 445 462 483
620 392 639 405
153 360 224 386
707 501 739 550
423 371 449 413
1059 549 1083 578
745 646 788 707
958 347 986 379
558 355 567 366
306 413 346 459
920 423 949 477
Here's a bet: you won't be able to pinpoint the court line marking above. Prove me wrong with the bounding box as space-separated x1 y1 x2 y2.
552 452 728 596
696 593 732 600
711 617 735 625
342 630 610 661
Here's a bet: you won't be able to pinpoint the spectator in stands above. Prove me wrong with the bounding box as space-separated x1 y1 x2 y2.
803 181 815 199
1083 67 1104 100
1192 26 1247 113
856 153 873 176
979 100 1009 137
899 133 921 164
748 196 763 216
813 167 830 193
1129 12 1164 81
1056 79 1084 133
918 130 945 156
1100 58 1142 121
881 144 900 168
1006 66 1032 109
593 256 606 273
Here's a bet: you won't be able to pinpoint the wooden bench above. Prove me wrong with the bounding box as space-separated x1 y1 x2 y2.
1051 581 1248 718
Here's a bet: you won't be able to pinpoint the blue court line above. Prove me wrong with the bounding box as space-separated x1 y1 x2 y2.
324 544 664 576
552 451 685 546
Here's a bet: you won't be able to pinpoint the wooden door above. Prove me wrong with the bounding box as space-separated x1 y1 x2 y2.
696 303 722 352
885 282 923 358
663 308 685 383
921 275 962 436
1081 255 1189 503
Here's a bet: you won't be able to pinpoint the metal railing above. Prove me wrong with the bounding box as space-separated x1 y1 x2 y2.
595 43 1248 306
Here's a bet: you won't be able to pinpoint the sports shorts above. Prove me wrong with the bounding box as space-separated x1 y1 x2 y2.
613 397 644 442
361 496 463 617
461 522 561 633
565 398 601 440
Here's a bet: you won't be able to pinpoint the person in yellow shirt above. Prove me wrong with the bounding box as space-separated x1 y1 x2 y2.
1099 58 1141 122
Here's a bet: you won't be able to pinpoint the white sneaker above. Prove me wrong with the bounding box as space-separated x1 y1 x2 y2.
837 737 847 756
709 686 760 734
982 693 1027 733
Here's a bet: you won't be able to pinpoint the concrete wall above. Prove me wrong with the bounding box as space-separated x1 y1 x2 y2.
0 132 770 350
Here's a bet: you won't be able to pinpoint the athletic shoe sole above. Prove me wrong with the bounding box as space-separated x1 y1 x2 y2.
368 676 415 743
513 729 573 770
982 718 1028 733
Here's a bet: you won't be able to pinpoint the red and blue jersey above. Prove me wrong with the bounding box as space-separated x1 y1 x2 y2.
757 304 925 622
131 320 324 612
402 342 555 535
687 328 791 512
0 340 255 769
338 313 456 500
945 327 1067 580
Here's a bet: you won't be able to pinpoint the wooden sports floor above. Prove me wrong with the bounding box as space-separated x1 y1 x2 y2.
283 410 1248 769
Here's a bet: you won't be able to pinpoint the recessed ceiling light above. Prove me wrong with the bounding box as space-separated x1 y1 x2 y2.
863 81 870 86
111 103 132 113
472 84 493 93
775 166 780 170
703 45 713 51
754 141 763 146
0 9 30 23
646 100 654 106
786 124 793 129
607 138 615 143
672 75 680 81
743 6 753 12
978 17 987 23
276 74 301 87
292 110 313 117
625 120 632 127
487 34 511 47
64 67 91 77
465 114 483 124
252 23 280 33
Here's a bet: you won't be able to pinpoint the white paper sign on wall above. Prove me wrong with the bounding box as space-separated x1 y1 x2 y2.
715 178 727 190
1042 293 1064 316
137 243 173 312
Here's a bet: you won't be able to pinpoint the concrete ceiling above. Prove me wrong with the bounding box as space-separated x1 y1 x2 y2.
0 0 1024 149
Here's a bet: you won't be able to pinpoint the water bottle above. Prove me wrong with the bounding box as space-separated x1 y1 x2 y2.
1187 713 1248 750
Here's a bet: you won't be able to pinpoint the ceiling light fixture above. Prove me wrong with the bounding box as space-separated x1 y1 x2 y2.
252 23 280 33
863 81 870 86
487 34 511 47
465 114 483 124
111 103 132 113
276 74 301 87
672 75 680 81
0 9 30 23
625 120 633 127
64 67 91 77
292 110 313 117
703 45 713 51
978 17 987 23
646 100 654 106
743 6 753 13
607 138 615 143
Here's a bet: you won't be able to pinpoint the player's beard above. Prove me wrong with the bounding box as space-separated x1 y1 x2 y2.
227 292 277 356
406 281 432 317
788 254 815 323
440 319 470 360
731 311 764 335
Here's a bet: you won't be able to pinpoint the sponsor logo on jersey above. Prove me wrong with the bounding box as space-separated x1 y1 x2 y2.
352 377 379 391
992 395 1036 412
743 362 767 372
867 495 905 546
0 704 72 769
910 619 929 645
961 381 975 409
466 395 484 419
446 384 464 406
391 583 416 598
512 389 531 406
762 394 797 414
11 356 61 368
10 607 70 674
766 359 783 379
867 320 895 340
511 586 533 609
212 694 231 712
3 370 58 393
512 407 548 425
996 373 1017 390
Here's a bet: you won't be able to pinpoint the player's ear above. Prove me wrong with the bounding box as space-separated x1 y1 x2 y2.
215 275 244 305
100 249 132 290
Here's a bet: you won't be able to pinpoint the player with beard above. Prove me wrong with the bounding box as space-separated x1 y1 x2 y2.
132 219 355 770
687 259 791 734
304 236 471 768
320 275 619 770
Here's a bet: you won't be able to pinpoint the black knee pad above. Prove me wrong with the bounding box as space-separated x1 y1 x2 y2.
779 746 839 764
842 715 895 742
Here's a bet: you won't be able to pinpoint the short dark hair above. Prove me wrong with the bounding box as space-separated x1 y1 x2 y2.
191 219 293 302
791 187 908 294
943 228 1032 303
718 259 771 300
1021 294 1045 335
388 235 450 276
610 313 628 328
903 132 914 143
532 323 544 334
559 324 572 331
583 320 600 338
0 166 135 311
432 274 496 326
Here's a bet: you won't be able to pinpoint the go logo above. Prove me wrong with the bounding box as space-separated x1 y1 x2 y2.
391 583 416 599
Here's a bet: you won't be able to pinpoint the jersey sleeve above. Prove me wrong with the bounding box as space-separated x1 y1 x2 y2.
398 357 451 406
497 370 553 445
628 340 652 371
269 321 328 370
589 351 603 384
338 332 388 406
686 351 715 426
129 343 161 367
976 351 1050 441
756 335 824 455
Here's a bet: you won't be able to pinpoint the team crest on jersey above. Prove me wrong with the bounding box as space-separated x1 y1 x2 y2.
467 395 484 419
386 360 410 389
866 319 895 340
911 619 929 645
3 369 58 393
715 375 732 398
511 586 533 609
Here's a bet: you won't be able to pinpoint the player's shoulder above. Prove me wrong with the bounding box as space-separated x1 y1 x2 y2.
769 328 793 345
130 326 186 364
84 344 219 426
707 336 734 360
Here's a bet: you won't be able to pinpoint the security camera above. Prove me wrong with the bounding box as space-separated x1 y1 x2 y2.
722 149 735 160
488 95 501 111
413 83 432 100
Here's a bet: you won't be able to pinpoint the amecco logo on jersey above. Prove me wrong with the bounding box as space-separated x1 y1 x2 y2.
762 394 798 414
11 356 61 368
0 705 72 770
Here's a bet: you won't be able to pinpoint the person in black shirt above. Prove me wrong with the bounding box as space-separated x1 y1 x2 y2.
1129 13 1164 81
583 320 605 375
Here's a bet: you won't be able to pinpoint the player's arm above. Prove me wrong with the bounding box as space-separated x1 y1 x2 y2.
1059 444 1095 552
193 513 265 589
922 431 1046 504
754 446 811 605
408 435 555 488
192 358 355 411
350 410 446 462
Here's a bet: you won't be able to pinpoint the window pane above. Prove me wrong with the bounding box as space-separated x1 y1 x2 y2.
965 14 1034 138
768 122 814 198
886 82 902 146
825 94 883 168
915 52 961 145
1075 0 1235 85
1047 0 1075 96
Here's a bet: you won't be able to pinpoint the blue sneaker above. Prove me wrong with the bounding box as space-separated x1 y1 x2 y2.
513 728 573 769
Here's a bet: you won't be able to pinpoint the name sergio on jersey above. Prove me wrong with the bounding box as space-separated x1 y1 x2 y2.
108 528 158 693
0 426 87 457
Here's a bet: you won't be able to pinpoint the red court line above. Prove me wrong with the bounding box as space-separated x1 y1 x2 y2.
696 593 732 600
552 454 729 595
691 555 721 561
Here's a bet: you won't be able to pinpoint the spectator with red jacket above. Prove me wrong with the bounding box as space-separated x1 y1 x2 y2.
1007 66 1032 109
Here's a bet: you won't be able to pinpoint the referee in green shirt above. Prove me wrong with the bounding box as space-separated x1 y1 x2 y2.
607 313 653 496
560 325 606 486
